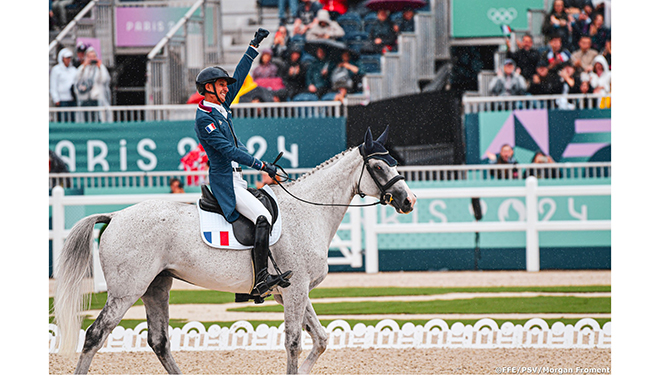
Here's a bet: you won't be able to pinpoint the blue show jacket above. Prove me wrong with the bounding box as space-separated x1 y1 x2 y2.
194 46 264 222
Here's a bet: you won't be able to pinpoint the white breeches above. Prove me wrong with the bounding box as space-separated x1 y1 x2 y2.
233 168 272 225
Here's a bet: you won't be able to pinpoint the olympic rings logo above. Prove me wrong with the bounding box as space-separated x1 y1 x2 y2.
487 8 518 25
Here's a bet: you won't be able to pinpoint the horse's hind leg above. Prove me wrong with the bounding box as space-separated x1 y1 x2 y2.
74 294 141 374
141 275 182 374
298 299 328 374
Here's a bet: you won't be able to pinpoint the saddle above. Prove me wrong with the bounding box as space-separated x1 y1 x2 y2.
199 185 279 246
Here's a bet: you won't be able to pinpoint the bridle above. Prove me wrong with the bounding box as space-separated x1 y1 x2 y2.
271 149 406 208
356 146 405 205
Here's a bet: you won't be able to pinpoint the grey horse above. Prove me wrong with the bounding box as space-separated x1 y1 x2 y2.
54 127 416 374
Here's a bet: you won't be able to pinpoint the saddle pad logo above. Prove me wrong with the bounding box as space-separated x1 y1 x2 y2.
203 231 229 246
205 123 217 133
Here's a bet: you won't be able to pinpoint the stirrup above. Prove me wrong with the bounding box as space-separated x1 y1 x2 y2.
252 270 293 297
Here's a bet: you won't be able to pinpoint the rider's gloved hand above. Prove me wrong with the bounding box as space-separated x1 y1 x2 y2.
250 28 270 48
261 162 278 179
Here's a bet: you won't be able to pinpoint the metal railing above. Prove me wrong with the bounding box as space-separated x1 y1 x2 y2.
145 0 223 105
48 101 346 123
49 0 114 69
463 93 610 113
49 162 611 191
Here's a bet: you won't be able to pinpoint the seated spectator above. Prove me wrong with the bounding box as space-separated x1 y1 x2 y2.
558 63 582 94
541 0 573 48
330 49 363 93
588 13 610 53
280 46 308 100
394 7 416 33
271 25 290 60
486 144 519 179
588 55 611 95
306 9 346 41
571 35 598 75
306 46 335 98
544 34 572 72
366 9 398 54
320 0 348 20
528 60 563 95
579 80 593 94
570 2 595 50
294 0 323 36
488 59 527 96
525 151 560 179
252 48 280 79
50 2 60 31
170 178 185 194
278 0 298 26
505 33 541 84
601 37 611 69
555 62 581 109
52 0 74 28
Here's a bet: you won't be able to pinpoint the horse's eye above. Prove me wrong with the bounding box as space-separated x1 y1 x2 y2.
375 165 382 170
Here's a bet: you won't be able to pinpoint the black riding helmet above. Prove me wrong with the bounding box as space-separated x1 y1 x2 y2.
195 66 237 102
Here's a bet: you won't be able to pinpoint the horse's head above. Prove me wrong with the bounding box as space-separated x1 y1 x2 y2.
357 127 416 214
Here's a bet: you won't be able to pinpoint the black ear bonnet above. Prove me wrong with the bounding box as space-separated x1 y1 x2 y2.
359 126 398 166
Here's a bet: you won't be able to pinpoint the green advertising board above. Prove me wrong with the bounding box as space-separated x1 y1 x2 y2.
49 118 346 172
451 0 546 38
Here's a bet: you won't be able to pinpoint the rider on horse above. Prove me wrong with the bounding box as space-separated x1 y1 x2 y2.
193 28 292 297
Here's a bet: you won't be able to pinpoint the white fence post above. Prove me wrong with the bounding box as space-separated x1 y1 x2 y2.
349 207 363 268
51 186 65 278
364 205 379 273
525 177 540 272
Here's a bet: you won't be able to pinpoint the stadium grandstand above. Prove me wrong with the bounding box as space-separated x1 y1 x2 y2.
49 0 612 274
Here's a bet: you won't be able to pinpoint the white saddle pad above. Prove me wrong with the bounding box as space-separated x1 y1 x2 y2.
196 185 282 250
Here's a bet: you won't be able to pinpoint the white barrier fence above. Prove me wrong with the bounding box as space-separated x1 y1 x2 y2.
48 318 611 353
362 177 611 273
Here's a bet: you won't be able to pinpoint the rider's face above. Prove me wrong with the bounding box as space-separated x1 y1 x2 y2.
207 79 229 103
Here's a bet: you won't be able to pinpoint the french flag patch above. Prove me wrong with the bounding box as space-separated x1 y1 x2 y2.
203 231 230 246
205 123 217 133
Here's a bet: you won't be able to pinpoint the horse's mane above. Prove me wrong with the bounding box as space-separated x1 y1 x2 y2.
284 147 357 187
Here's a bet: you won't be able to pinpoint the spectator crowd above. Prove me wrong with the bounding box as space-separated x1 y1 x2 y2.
244 0 427 102
50 0 427 110
488 0 611 101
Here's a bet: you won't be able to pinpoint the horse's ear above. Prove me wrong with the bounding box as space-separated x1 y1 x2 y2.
364 127 374 150
376 126 390 145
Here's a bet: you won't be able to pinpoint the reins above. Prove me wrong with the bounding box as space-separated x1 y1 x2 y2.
269 151 404 208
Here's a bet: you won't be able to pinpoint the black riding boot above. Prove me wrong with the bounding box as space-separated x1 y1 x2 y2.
251 215 293 297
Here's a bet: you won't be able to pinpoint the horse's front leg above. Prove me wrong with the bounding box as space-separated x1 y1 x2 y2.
281 285 308 374
298 299 328 374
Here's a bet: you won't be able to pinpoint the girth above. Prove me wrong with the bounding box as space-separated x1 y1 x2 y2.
199 185 279 246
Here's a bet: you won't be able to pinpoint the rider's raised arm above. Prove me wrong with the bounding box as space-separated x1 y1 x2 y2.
225 46 259 105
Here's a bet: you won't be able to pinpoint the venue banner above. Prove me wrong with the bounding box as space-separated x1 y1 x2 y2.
49 118 346 172
464 108 611 164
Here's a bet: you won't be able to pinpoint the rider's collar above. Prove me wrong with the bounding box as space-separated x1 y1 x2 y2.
201 100 228 118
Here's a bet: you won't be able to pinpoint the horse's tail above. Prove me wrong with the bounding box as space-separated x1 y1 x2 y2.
54 213 113 355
